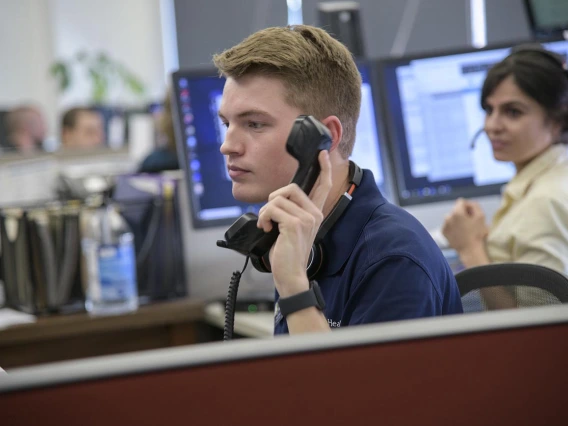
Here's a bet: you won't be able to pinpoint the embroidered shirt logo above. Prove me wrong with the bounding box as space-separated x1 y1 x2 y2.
327 319 342 328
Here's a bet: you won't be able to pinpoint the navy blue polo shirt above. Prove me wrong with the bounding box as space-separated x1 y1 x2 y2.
274 169 463 334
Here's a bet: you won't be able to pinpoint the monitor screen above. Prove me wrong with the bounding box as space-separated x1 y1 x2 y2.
171 68 260 229
380 39 568 207
172 62 390 229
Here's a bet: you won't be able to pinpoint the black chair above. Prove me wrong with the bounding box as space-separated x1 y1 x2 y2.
455 263 568 313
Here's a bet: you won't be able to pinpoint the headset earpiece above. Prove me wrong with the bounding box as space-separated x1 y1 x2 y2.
306 243 324 279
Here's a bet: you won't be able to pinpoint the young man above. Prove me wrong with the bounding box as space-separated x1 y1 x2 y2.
60 107 105 149
214 25 463 335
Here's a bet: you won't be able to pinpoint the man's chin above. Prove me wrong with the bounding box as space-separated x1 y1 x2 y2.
232 188 266 204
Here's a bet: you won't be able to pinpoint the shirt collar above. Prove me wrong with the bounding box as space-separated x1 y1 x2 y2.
504 144 568 201
318 170 386 276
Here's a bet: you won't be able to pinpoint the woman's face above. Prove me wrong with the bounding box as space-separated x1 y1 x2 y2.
483 75 561 171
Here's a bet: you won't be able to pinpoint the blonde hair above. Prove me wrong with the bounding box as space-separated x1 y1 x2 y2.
213 25 362 158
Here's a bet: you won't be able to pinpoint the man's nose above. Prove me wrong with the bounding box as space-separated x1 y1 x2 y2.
220 125 244 156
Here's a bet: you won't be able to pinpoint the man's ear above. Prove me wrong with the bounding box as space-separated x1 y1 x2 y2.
320 116 343 152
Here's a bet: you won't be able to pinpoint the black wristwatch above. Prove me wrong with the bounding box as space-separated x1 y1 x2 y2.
278 281 326 318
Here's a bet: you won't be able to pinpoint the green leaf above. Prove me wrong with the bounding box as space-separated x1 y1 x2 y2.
49 61 71 92
88 68 108 104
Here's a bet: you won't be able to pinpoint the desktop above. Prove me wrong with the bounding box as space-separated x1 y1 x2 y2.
171 62 392 300
379 39 568 231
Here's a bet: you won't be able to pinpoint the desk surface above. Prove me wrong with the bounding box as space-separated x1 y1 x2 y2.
204 303 273 338
0 298 272 369
0 298 205 347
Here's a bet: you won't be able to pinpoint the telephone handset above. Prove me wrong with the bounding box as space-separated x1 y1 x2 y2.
216 115 332 272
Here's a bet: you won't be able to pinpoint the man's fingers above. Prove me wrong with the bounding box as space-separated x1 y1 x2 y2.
258 195 320 232
310 150 332 210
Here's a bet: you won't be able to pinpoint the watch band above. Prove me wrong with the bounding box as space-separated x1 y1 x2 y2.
278 280 326 318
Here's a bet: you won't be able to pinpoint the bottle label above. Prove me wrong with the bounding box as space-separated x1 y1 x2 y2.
98 243 137 301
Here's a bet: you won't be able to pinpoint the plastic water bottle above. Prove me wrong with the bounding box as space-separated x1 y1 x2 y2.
81 200 138 315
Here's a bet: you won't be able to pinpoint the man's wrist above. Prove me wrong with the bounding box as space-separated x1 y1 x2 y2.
275 276 310 298
278 280 326 318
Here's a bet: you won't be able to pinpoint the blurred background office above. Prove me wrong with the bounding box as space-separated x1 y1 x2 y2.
1 0 568 367
0 0 541 157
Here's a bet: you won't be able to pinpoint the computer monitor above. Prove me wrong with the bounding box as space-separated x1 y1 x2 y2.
524 0 568 40
379 39 568 209
171 62 391 230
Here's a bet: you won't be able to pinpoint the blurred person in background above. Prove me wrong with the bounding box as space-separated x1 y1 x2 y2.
138 91 179 174
60 107 105 149
443 45 568 308
4 105 47 154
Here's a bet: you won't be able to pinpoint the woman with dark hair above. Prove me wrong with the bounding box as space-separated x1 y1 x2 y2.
442 44 568 308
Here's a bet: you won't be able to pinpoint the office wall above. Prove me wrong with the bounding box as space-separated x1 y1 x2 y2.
485 0 532 44
0 0 58 138
303 0 469 58
174 0 287 68
174 0 533 66
49 0 167 108
302 0 533 58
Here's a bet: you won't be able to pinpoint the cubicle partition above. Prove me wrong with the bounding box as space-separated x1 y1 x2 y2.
1 306 567 425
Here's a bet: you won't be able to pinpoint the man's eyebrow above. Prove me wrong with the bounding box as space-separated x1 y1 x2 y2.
218 109 274 120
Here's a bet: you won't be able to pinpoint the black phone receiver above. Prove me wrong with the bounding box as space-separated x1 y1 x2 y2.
216 115 332 273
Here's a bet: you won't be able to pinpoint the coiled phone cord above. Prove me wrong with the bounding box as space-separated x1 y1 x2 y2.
223 256 250 341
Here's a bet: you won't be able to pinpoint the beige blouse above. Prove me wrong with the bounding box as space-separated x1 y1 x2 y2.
486 144 568 306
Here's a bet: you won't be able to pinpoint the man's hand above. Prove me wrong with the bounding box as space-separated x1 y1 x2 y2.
256 150 332 297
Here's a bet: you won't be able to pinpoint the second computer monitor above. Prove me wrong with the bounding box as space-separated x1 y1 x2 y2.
380 39 568 207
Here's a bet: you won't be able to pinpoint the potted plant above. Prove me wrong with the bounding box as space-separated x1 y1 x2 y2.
50 50 146 105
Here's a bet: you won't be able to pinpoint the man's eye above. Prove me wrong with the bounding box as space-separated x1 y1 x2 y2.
506 108 522 118
222 121 229 128
248 122 264 129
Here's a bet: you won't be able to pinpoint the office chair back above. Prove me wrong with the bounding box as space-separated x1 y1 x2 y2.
455 263 568 313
